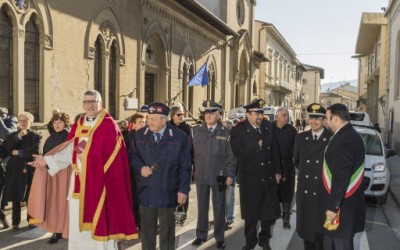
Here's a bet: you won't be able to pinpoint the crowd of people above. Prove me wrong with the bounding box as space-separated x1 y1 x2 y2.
0 91 366 250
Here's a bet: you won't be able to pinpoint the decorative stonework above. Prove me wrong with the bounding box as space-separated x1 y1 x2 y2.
18 29 25 38
101 22 115 42
88 46 95 59
44 34 53 49
140 0 220 45
120 55 125 65
13 0 30 13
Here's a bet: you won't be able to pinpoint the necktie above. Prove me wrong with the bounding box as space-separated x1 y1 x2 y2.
314 135 318 141
155 133 161 144
208 127 213 133
255 127 261 135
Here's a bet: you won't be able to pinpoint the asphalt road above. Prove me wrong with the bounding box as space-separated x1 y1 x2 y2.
0 184 399 250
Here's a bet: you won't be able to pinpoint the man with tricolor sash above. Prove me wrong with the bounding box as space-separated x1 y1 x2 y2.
318 103 366 250
29 90 138 249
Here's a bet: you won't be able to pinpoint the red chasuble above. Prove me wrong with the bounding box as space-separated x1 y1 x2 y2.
67 110 138 241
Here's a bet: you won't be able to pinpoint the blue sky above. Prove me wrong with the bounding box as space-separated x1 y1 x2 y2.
255 0 389 83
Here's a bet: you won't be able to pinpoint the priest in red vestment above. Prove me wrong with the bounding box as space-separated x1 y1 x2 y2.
29 90 138 249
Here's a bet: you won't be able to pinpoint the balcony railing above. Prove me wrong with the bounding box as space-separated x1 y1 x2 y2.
275 79 295 92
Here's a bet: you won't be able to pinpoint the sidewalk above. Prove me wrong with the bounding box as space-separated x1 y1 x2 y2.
387 154 400 207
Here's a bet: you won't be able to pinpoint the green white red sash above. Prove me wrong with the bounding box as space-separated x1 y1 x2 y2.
322 159 364 198
322 133 365 198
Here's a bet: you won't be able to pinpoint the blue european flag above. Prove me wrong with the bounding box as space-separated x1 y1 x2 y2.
188 63 208 87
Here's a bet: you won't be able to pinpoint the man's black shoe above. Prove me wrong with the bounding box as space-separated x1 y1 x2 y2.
0 219 9 229
241 245 254 250
192 238 206 246
261 244 272 250
217 241 226 249
283 221 291 229
47 233 62 244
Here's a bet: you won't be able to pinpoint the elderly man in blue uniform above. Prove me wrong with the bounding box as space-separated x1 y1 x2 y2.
294 103 331 250
130 102 192 250
191 100 236 249
230 99 281 250
318 103 365 250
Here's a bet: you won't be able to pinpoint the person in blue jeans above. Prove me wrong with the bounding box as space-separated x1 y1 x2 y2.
222 120 236 229
225 178 235 228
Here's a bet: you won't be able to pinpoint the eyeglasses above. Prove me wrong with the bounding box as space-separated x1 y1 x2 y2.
83 100 99 105
176 113 184 117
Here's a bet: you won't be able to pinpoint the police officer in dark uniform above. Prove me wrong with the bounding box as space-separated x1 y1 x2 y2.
294 103 331 250
273 107 297 229
130 102 192 250
230 99 281 250
191 100 236 249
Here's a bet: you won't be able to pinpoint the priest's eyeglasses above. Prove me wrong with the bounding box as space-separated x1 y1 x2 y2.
83 100 100 105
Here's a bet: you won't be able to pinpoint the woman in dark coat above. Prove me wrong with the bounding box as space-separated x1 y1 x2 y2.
169 106 192 224
0 112 41 231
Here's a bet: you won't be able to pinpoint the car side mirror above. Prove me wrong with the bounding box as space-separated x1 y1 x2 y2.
386 149 395 158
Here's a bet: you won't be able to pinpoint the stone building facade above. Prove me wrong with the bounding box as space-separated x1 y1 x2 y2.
355 12 387 128
254 21 305 120
0 0 257 123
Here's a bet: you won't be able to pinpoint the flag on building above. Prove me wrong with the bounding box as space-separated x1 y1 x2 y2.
188 63 208 87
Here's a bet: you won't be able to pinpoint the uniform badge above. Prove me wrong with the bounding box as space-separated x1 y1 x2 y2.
311 104 321 113
306 137 309 140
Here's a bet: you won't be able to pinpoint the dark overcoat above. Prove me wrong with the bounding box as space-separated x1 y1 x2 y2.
294 128 331 242
273 123 297 202
230 120 281 220
0 130 41 202
317 123 366 238
130 123 192 208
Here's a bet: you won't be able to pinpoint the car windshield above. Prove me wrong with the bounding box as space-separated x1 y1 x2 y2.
359 133 383 156
350 113 366 121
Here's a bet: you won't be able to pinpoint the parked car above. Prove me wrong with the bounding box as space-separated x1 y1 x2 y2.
350 111 390 205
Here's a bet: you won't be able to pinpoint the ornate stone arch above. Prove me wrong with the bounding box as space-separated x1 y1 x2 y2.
21 0 53 49
86 7 125 65
0 1 19 28
141 20 169 68
139 20 170 105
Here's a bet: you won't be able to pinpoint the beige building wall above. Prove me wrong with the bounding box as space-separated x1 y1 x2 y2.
301 65 324 116
384 0 400 151
355 12 387 131
254 21 299 108
357 56 369 97
0 0 258 126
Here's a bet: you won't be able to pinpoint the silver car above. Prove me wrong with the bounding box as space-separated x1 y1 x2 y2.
353 124 390 205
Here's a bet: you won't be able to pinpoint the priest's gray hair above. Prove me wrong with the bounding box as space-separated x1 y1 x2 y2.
84 90 102 102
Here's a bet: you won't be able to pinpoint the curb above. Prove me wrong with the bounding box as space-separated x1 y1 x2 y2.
388 187 400 208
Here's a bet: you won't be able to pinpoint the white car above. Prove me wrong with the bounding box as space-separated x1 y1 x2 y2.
350 111 390 205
